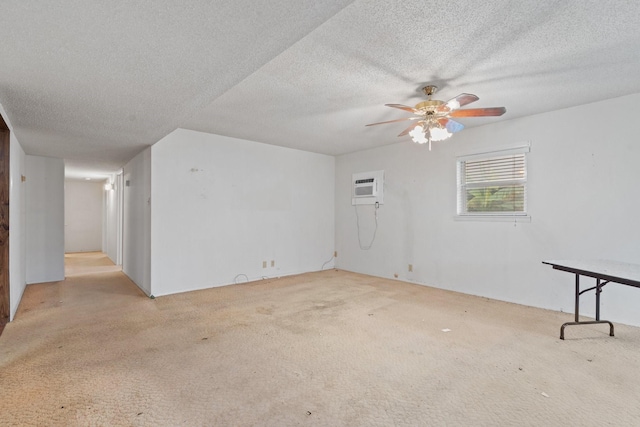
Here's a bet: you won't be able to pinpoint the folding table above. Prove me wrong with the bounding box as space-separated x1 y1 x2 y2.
542 260 640 339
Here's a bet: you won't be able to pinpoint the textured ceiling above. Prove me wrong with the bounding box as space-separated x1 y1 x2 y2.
1 1 640 178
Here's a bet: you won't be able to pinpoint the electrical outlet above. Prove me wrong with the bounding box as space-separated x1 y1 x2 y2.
408 264 413 272
262 261 267 268
334 251 338 257
271 260 275 267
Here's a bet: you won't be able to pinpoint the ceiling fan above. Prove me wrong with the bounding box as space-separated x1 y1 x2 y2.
366 85 506 150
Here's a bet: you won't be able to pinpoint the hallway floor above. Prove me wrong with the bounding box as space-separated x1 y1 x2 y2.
1 253 640 426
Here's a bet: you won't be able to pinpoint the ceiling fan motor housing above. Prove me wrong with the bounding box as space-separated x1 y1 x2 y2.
415 99 445 115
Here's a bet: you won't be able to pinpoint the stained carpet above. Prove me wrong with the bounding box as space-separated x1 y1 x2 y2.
1 253 640 426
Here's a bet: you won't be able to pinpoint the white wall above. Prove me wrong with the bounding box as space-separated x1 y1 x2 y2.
336 93 640 326
103 172 123 265
150 128 335 297
64 180 103 253
1 100 27 321
25 155 65 284
9 133 26 320
123 148 151 295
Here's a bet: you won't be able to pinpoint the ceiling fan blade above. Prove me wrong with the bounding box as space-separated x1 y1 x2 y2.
437 118 465 133
398 121 422 137
438 93 479 112
365 116 420 127
385 104 420 113
449 107 506 117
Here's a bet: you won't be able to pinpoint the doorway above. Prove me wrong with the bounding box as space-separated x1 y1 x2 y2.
63 171 123 274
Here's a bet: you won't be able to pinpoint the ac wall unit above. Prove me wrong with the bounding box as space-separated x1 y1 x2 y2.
353 177 377 198
352 170 384 205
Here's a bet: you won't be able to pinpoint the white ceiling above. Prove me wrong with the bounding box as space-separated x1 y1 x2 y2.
2 1 640 178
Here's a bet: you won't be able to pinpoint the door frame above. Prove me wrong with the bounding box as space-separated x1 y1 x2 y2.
0 114 10 333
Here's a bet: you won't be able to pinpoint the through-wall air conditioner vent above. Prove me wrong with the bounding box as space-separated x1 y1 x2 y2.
354 178 377 197
351 170 384 205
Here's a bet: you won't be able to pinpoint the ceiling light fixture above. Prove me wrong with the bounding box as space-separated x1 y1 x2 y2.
366 84 506 150
408 119 453 150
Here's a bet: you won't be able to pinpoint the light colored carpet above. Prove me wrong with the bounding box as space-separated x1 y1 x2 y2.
1 252 640 426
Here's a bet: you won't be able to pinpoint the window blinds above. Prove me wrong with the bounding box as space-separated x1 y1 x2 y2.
457 153 527 215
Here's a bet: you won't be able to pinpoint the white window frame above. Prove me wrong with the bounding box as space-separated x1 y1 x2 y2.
455 143 531 222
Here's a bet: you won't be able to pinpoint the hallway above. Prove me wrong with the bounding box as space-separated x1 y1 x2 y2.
65 252 123 277
2 254 640 425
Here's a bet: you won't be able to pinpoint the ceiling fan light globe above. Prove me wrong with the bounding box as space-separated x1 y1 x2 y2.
408 125 428 144
429 126 452 141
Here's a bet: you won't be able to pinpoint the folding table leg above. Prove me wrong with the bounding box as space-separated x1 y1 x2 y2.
560 275 615 340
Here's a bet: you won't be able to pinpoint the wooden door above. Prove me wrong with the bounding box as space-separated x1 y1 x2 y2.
0 114 9 334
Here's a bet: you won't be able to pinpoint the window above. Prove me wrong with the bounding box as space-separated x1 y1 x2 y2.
457 145 529 217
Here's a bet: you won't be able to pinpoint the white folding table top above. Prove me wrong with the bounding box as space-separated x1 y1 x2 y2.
543 260 640 287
